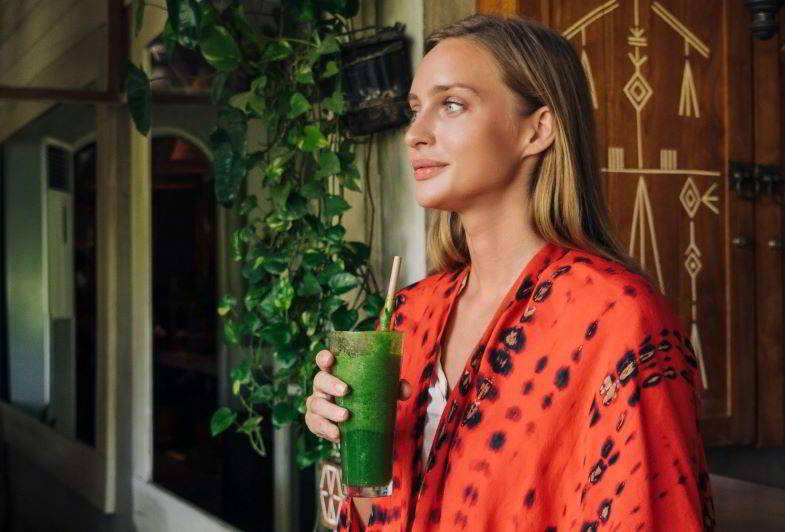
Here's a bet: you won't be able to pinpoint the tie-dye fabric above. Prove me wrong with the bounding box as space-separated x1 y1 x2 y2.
336 241 715 531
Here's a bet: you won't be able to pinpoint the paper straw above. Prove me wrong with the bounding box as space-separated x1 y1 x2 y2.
379 256 402 331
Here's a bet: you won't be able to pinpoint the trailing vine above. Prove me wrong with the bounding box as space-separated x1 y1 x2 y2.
126 0 385 469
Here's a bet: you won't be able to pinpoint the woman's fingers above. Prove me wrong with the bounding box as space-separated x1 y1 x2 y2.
307 350 350 443
399 379 411 400
305 411 340 442
305 395 348 442
314 370 349 397
315 349 334 371
309 396 350 423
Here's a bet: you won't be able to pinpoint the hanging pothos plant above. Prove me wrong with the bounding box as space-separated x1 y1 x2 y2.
126 0 385 468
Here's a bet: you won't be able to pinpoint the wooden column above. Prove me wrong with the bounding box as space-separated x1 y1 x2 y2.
753 18 785 446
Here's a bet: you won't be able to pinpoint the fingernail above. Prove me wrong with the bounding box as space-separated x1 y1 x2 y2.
340 409 348 420
336 383 347 394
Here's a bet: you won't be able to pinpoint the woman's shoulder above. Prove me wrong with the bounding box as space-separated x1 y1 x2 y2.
387 267 464 328
394 267 463 302
537 244 682 328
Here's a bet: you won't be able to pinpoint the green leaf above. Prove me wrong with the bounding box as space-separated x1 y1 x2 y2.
300 125 328 152
250 384 274 404
261 322 292 346
270 181 292 211
322 90 345 115
339 163 362 192
361 293 385 316
239 415 263 434
318 35 340 55
200 25 242 72
228 91 252 112
223 319 241 345
261 254 289 275
344 241 370 260
297 271 322 297
265 211 292 232
318 151 341 177
262 40 293 61
251 75 268 93
332 305 358 330
324 224 346 243
328 272 359 295
210 72 227 103
302 250 325 269
229 4 262 48
166 0 199 48
321 60 339 79
285 193 309 220
323 194 351 217
124 62 151 135
230 359 251 383
210 407 237 436
240 195 258 216
217 294 236 316
287 92 312 119
211 127 246 206
272 402 297 427
286 125 302 147
247 94 266 116
322 296 344 315
300 179 325 199
295 64 315 84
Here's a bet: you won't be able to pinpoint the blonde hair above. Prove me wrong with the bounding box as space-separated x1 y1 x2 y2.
423 14 653 286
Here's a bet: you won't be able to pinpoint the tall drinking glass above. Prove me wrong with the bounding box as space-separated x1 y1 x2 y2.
326 330 404 497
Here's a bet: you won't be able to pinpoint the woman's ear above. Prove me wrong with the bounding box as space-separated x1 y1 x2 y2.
519 105 556 160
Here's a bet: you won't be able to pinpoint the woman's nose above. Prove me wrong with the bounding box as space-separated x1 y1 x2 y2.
404 112 435 148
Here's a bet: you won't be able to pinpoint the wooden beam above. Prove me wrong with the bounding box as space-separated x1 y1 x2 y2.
0 85 211 105
0 86 118 103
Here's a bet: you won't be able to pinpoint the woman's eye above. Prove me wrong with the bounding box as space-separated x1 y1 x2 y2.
444 100 463 113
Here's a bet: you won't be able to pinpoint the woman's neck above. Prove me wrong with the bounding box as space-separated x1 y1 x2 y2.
458 208 546 305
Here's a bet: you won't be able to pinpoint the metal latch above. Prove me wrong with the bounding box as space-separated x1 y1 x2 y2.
730 161 783 201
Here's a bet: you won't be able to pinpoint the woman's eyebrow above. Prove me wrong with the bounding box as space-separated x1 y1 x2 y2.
407 83 480 102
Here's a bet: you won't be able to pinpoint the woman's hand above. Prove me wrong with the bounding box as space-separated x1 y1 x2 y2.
305 349 413 443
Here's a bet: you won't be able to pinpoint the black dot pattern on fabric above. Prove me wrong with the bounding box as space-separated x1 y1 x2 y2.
489 431 506 451
490 348 513 375
585 320 598 339
334 243 716 532
524 489 536 508
555 367 570 389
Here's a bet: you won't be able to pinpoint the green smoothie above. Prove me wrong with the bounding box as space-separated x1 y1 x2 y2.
327 330 403 497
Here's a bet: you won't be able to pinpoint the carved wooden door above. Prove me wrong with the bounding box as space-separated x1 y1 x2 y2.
481 0 759 445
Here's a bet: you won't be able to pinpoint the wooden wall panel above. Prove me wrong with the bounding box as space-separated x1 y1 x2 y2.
753 11 785 446
480 0 758 444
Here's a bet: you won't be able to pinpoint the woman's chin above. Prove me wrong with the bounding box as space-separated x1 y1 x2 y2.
414 191 449 210
414 182 451 210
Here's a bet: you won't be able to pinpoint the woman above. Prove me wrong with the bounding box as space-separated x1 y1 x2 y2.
305 13 715 531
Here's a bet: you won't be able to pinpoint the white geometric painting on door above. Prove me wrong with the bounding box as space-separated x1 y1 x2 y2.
564 0 720 389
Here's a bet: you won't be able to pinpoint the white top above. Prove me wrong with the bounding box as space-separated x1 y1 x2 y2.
421 271 467 465
422 349 449 464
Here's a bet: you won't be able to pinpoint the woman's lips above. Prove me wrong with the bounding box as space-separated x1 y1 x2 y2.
414 164 448 181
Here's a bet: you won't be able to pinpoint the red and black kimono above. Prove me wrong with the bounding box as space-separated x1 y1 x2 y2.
337 241 716 531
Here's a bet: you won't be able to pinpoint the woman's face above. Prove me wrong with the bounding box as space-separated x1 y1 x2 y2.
405 37 537 212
